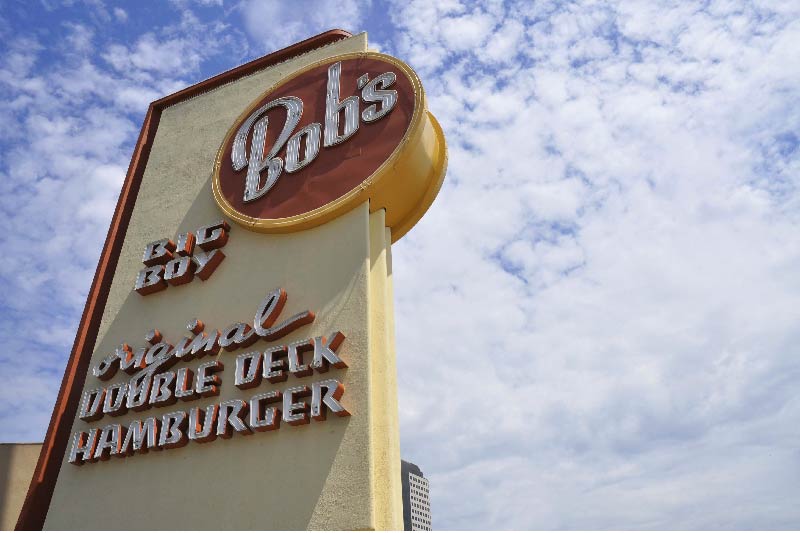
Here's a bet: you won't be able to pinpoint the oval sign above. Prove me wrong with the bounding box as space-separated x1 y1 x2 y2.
212 52 447 241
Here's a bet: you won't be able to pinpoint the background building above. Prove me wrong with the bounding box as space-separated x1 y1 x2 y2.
0 443 41 530
401 460 431 531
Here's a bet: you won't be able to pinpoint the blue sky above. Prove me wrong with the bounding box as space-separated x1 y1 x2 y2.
1 0 800 529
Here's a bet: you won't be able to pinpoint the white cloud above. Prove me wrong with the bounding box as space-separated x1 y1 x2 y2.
1 1 799 530
0 4 243 443
483 18 524 63
63 22 94 53
238 0 371 52
103 33 204 75
389 0 800 528
113 7 128 22
440 9 497 52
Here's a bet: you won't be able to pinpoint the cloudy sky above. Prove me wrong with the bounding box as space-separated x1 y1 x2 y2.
1 0 799 529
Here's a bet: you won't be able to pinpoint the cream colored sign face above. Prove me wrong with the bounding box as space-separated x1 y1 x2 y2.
37 33 427 531
67 51 446 471
69 288 350 464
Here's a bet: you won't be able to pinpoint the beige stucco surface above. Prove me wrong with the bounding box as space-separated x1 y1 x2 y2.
1 443 42 530
43 33 403 530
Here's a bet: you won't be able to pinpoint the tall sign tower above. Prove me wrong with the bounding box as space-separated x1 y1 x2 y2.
16 30 446 530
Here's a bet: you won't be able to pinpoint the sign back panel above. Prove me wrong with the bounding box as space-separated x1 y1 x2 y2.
15 30 446 531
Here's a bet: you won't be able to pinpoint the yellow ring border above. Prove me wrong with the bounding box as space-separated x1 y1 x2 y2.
211 51 447 243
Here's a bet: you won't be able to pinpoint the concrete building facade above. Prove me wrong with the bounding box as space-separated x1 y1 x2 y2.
0 444 41 530
401 460 431 531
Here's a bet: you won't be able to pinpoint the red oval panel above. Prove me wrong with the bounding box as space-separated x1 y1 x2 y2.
217 57 416 220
